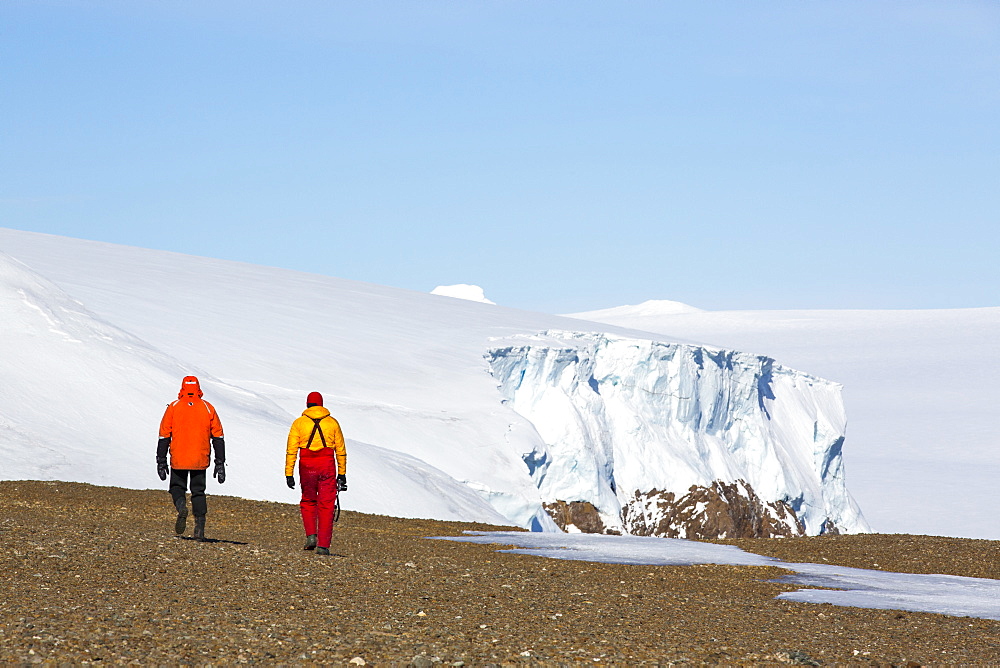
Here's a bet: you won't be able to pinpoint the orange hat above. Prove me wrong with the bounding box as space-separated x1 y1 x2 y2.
306 391 323 407
178 376 204 399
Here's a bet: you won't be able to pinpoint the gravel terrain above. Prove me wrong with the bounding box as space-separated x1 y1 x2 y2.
2 480 999 666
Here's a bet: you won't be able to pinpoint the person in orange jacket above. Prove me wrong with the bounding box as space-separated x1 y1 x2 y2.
157 376 226 542
285 391 346 556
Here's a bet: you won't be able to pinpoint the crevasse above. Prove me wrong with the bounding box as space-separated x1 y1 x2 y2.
488 331 870 536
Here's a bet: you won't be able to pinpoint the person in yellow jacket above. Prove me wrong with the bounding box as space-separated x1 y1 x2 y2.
286 391 346 555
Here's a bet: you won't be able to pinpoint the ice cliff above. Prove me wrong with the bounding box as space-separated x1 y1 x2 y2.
488 331 870 537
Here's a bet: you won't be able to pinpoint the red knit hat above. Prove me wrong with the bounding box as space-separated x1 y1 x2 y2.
306 391 323 407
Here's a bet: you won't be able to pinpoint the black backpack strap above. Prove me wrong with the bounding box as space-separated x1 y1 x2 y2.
305 416 327 449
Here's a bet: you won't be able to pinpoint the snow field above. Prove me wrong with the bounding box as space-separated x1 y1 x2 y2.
4 227 977 539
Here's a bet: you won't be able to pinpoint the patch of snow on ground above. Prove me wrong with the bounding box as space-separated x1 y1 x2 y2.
441 531 1000 621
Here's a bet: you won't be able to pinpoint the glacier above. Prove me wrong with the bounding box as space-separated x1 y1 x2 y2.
488 331 869 536
564 302 1000 540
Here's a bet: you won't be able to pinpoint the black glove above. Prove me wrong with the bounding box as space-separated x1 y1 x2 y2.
337 474 347 492
211 436 226 462
156 459 168 481
286 476 296 489
213 461 226 484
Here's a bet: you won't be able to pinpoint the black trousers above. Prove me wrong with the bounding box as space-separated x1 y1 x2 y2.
169 469 208 518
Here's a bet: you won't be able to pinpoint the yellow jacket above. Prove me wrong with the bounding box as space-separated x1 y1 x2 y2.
285 406 346 477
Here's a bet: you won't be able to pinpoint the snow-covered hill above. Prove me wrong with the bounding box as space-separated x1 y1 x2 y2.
566 303 1000 540
1 228 868 536
0 250 512 524
567 299 704 318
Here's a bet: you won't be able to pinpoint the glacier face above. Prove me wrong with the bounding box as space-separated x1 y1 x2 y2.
488 331 870 536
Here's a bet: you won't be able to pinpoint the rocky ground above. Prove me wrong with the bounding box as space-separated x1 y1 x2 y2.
1 481 999 666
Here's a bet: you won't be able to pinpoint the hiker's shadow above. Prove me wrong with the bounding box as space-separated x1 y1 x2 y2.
176 536 249 545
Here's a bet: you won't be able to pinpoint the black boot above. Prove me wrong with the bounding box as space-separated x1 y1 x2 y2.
303 534 317 551
193 516 206 542
315 546 330 556
174 499 188 535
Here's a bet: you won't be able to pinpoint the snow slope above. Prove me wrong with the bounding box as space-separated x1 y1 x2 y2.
1 228 864 534
0 250 511 524
566 303 1000 540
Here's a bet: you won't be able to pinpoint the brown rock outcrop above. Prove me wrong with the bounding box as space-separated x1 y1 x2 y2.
622 479 806 539
543 499 608 533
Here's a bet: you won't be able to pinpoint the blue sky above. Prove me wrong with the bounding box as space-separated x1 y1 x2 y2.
3 1 998 312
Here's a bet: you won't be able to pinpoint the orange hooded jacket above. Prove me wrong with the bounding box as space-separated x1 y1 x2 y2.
285 405 346 477
159 376 224 470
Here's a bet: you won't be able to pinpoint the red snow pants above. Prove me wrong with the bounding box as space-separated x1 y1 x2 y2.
298 448 338 549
